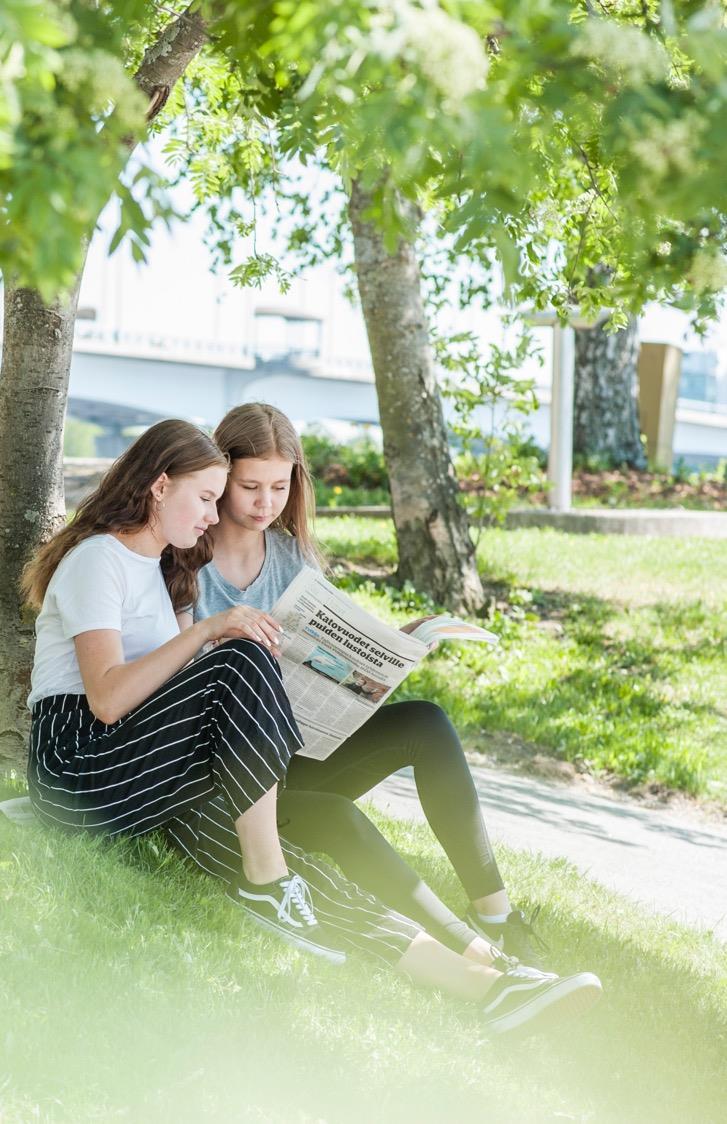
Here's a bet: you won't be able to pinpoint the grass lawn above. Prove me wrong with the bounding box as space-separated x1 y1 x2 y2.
4 521 726 1120
2 786 726 1124
317 520 727 800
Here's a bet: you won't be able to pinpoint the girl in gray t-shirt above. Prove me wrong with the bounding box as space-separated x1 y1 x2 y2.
192 403 550 969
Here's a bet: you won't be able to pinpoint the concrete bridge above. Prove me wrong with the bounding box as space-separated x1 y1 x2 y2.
69 330 377 456
68 329 727 468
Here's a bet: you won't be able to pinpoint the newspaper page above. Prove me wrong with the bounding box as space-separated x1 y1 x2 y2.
408 615 499 647
271 569 429 760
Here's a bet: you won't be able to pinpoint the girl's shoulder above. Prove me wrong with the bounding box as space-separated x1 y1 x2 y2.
267 529 322 571
45 535 128 608
53 534 155 590
267 529 306 560
54 534 118 576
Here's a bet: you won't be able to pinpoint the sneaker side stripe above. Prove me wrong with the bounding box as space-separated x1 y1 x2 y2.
483 976 550 1015
487 974 602 1034
233 886 306 929
241 909 346 964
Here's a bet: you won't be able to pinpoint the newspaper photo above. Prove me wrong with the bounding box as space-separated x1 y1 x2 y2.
271 568 498 760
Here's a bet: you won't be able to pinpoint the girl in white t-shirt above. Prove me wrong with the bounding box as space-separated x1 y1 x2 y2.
24 419 344 961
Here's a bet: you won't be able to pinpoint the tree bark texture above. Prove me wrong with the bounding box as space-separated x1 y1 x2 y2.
132 5 208 119
573 317 646 469
0 6 207 773
0 281 84 767
348 180 484 613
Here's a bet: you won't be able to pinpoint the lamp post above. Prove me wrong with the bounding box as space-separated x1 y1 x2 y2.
526 308 602 513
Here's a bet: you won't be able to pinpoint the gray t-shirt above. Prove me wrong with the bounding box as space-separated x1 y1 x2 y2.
194 530 318 620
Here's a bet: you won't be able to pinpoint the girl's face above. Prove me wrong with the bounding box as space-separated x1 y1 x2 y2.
153 465 228 548
221 456 294 532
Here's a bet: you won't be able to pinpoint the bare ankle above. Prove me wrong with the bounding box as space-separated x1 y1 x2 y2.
463 937 498 967
242 860 288 885
471 890 511 916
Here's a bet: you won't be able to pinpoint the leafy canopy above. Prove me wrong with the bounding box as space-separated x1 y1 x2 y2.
0 0 175 298
2 1 727 320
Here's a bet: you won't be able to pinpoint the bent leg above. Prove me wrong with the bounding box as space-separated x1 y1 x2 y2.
28 639 301 838
286 700 504 901
277 788 477 952
164 793 421 966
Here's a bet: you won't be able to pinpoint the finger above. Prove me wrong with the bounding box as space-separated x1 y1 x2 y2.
258 621 283 646
231 624 269 646
260 614 284 639
260 610 281 626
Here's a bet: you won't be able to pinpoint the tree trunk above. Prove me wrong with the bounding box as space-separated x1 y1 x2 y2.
0 281 85 768
0 5 207 773
348 179 484 613
573 316 646 469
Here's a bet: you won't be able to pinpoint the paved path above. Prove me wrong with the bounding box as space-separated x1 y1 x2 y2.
368 765 727 942
315 505 727 539
507 506 727 538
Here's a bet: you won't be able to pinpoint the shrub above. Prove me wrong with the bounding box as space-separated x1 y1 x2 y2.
301 433 389 500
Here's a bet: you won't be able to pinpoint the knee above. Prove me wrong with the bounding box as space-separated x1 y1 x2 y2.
203 639 285 707
399 700 463 762
312 792 374 844
214 637 278 673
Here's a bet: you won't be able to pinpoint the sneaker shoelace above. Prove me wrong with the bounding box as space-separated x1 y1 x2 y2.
511 905 549 953
490 948 520 973
278 874 317 927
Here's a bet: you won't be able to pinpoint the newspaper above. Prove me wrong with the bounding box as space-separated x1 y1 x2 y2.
271 569 498 761
0 796 36 825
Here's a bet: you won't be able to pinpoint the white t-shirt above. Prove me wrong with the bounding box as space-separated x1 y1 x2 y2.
28 534 179 709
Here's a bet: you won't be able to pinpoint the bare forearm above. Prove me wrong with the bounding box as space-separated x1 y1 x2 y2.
89 620 211 723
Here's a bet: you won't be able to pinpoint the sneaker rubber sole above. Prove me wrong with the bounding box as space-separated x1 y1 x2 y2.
229 888 347 965
486 972 602 1037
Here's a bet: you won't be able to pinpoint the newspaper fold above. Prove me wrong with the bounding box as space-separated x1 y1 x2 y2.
271 569 498 760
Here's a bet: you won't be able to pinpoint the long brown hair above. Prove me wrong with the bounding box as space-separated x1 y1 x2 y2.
214 403 324 566
23 419 229 612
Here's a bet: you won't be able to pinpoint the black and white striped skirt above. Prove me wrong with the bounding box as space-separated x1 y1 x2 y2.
28 638 420 964
28 639 302 836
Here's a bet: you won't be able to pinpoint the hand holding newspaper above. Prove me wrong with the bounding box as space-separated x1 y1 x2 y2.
271 568 499 760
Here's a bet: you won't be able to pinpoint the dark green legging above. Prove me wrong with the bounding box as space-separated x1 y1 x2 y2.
278 700 504 954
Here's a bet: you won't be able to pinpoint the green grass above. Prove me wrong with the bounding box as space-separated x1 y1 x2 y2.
316 519 727 798
2 791 726 1124
5 520 725 1120
475 528 727 609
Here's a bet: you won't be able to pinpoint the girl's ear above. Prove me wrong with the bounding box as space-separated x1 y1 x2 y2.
150 471 170 502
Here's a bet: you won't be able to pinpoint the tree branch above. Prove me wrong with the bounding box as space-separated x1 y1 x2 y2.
133 4 209 125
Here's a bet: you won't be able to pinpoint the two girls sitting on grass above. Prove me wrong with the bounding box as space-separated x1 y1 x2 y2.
186 403 548 965
23 415 602 1037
